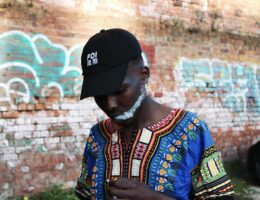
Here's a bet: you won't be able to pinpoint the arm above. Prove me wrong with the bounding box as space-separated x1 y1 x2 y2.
74 155 91 200
208 196 235 200
75 133 96 200
188 115 234 199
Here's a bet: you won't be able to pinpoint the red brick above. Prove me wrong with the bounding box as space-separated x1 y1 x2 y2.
35 103 45 110
50 155 60 164
2 111 19 118
0 163 9 173
58 155 66 163
53 130 72 137
18 103 27 111
1 0 260 198
154 92 163 97
26 104 35 110
173 1 182 7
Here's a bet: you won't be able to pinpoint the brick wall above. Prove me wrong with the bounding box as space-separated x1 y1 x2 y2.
0 0 259 198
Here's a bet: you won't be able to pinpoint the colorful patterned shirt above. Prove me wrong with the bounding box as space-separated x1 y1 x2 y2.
75 109 234 199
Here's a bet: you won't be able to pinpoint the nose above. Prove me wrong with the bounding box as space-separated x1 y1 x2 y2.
106 94 118 111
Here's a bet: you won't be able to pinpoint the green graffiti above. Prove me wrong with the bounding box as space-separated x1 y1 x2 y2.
180 58 260 114
0 31 84 104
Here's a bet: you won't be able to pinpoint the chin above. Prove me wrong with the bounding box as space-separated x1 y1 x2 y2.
111 117 133 126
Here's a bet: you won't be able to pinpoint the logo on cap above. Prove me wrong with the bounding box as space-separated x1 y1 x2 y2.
87 51 98 67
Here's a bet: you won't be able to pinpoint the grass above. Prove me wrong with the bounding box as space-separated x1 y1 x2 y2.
15 160 258 200
16 185 78 200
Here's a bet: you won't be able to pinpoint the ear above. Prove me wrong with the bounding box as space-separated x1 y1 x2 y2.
141 67 150 84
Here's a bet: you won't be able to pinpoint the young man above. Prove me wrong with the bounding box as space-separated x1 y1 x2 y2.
75 28 234 200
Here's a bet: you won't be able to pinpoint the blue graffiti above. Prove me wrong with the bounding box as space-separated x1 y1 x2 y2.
179 58 260 114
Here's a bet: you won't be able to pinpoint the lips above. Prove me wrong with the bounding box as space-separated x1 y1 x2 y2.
108 112 124 119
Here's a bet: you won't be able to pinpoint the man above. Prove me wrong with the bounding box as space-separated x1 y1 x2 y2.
75 28 234 200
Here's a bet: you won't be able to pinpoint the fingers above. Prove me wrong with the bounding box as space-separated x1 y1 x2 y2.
109 178 136 189
108 197 129 200
110 187 129 197
107 188 133 200
107 179 135 200
106 178 149 199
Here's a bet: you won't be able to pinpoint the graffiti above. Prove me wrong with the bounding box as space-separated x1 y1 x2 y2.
1 31 259 115
176 58 260 113
41 0 76 7
0 31 84 104
0 31 154 106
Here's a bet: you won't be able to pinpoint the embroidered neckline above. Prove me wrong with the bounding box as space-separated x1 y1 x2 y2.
99 108 187 182
104 108 179 134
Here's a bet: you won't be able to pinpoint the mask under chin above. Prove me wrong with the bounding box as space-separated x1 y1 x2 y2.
115 86 147 121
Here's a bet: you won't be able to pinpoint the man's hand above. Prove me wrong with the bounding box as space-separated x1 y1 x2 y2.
106 178 175 200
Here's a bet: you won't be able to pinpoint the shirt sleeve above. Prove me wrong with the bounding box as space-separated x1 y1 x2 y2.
75 129 97 200
186 113 234 199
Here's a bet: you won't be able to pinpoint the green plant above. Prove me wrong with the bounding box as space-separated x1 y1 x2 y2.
224 159 255 200
17 184 78 200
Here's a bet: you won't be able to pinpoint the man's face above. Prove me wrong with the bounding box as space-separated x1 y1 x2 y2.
94 66 147 125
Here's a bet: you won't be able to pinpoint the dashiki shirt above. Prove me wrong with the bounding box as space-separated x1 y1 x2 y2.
75 109 234 200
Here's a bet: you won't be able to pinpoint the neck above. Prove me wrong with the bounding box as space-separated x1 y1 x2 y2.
112 96 172 141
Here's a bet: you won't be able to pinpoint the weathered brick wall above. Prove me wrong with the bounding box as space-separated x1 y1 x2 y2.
0 0 259 198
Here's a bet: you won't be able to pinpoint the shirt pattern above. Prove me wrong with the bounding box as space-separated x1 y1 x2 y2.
75 109 234 200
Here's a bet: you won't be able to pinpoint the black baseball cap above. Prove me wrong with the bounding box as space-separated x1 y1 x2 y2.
80 28 142 100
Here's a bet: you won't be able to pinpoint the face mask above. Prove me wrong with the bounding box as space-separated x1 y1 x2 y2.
114 85 147 121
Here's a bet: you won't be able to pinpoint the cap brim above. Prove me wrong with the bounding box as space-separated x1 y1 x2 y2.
80 63 128 99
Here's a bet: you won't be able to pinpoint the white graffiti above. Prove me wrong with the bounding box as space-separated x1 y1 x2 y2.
0 62 40 103
0 30 84 106
0 62 40 86
7 78 31 103
41 82 64 99
61 44 83 75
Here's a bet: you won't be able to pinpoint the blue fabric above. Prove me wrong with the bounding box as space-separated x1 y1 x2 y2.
75 110 233 200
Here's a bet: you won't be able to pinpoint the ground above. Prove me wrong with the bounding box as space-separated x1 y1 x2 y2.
225 159 260 200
